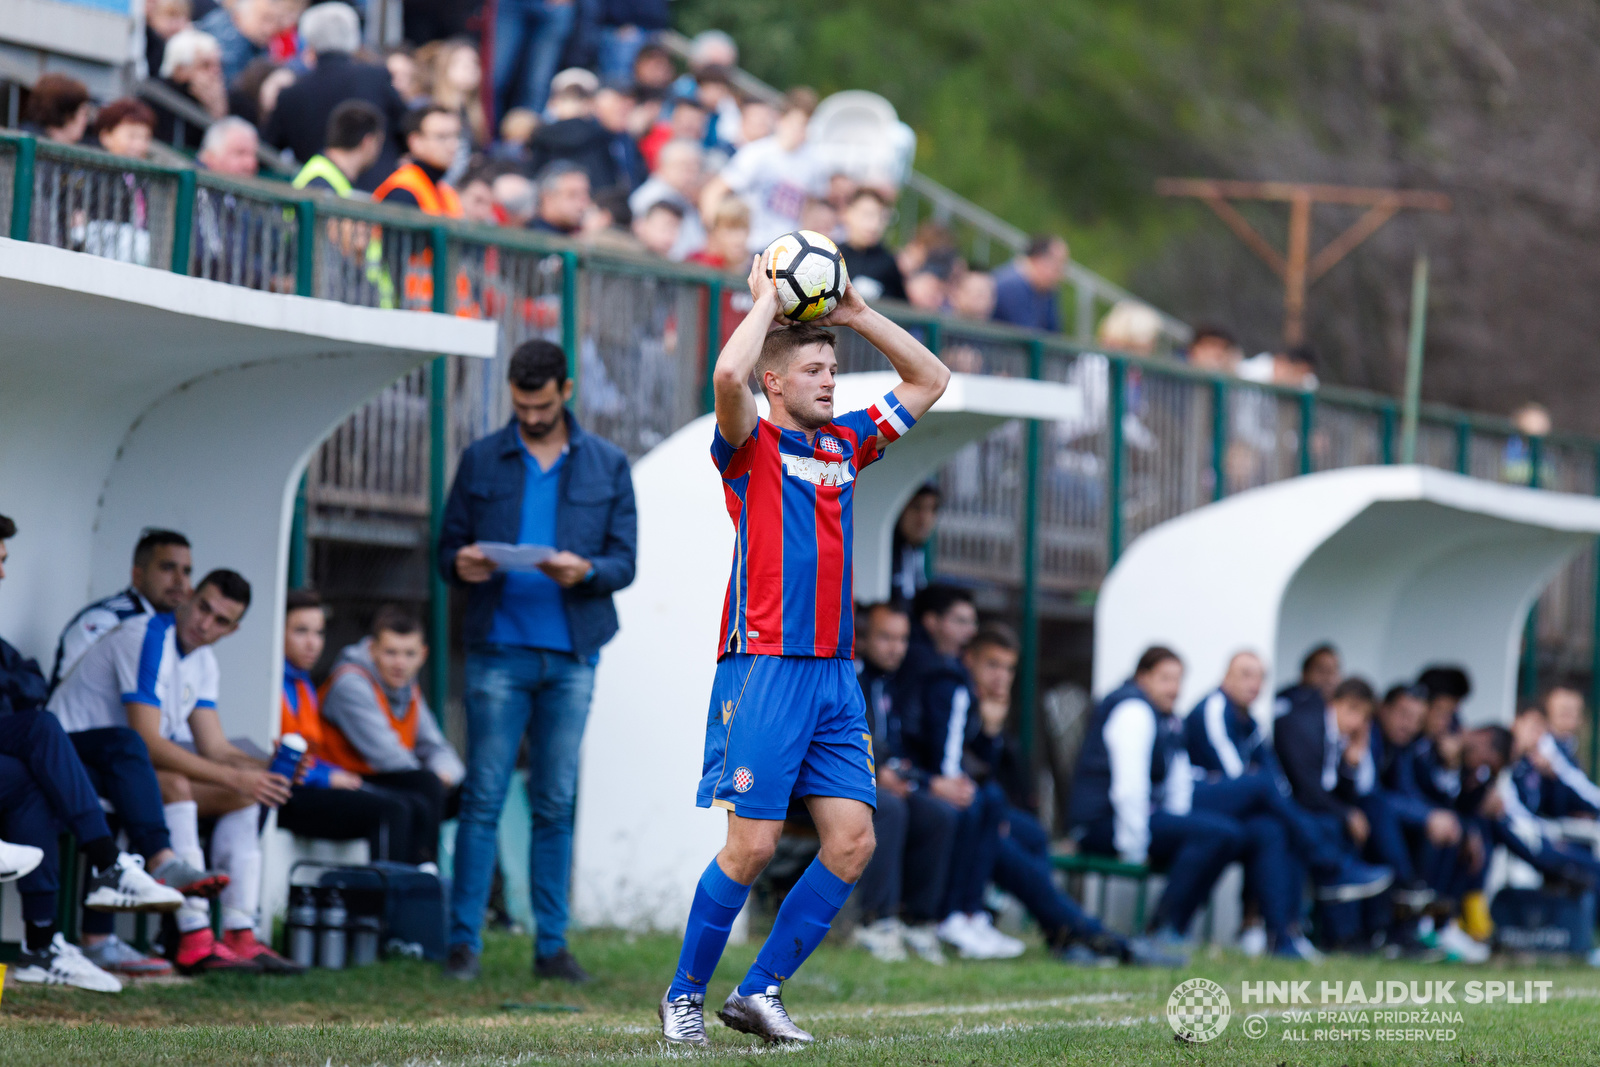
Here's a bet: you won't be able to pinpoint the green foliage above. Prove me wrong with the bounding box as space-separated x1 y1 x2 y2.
674 0 1300 279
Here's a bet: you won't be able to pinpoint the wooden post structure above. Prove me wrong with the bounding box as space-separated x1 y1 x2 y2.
1155 179 1452 346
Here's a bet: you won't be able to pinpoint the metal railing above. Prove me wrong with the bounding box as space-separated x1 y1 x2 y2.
4 130 1597 750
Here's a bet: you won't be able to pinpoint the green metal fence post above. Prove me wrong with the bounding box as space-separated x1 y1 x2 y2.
1381 403 1397 465
560 249 580 388
1299 390 1316 475
702 279 722 414
288 473 309 588
295 198 316 297
1521 435 1545 703
170 168 195 276
925 318 942 356
10 133 35 242
1211 379 1228 502
1108 358 1126 564
1591 445 1600 780
426 226 451 723
1456 421 1472 475
1019 339 1043 765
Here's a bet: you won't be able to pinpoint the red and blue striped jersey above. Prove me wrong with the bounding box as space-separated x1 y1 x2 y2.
711 392 916 660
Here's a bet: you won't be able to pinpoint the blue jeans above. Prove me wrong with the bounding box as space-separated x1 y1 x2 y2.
995 806 1107 944
450 645 595 957
596 25 648 84
856 787 958 924
494 0 576 119
939 780 1006 918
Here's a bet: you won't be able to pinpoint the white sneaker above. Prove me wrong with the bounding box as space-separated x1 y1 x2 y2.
902 923 947 965
12 933 123 993
851 917 908 962
939 912 1020 960
83 853 185 913
1437 921 1490 964
0 838 44 883
1587 946 1600 968
966 911 1026 959
1237 923 1267 958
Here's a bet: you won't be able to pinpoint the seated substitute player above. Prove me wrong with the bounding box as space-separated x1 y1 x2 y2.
658 254 950 1045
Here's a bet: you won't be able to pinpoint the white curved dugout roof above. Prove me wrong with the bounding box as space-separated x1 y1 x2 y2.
1095 465 1600 727
574 371 1082 930
0 238 496 743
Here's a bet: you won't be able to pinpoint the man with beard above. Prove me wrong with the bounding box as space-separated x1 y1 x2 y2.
438 339 637 984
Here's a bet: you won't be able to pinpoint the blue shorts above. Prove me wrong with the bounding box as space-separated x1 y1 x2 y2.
696 654 878 820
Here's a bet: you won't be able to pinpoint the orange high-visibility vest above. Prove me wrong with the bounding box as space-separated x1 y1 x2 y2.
372 162 464 217
314 662 422 776
280 673 322 747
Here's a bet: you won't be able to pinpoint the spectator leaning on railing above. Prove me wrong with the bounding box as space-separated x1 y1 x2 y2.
96 98 158 161
839 189 906 303
991 234 1068 333
264 2 407 191
374 105 465 216
23 73 92 146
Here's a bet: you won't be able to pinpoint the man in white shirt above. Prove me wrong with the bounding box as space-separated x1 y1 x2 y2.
50 528 193 689
698 88 827 252
49 569 299 974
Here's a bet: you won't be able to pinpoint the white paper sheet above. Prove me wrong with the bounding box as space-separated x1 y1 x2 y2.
478 542 556 572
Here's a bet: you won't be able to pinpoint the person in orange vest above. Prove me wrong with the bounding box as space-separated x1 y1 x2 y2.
373 104 464 216
274 589 425 864
316 605 464 866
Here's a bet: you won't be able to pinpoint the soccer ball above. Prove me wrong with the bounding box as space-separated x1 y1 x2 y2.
764 230 850 322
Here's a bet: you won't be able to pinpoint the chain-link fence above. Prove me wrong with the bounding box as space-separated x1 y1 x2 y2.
25 142 178 270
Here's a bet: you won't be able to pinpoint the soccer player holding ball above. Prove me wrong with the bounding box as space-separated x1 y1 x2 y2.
658 245 950 1045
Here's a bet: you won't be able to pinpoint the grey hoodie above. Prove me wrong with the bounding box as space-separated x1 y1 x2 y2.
320 637 465 782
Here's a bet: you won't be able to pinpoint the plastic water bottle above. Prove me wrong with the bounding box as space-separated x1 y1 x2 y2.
287 885 318 968
318 887 348 970
350 914 381 966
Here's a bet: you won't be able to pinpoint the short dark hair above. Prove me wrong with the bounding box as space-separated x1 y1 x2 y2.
968 624 1020 657
755 323 836 397
1190 324 1237 348
908 482 942 505
912 582 974 623
1417 666 1472 701
1135 645 1181 675
507 338 569 392
1025 233 1061 258
95 97 157 137
860 601 908 630
1382 683 1426 706
642 198 685 221
1332 677 1377 708
371 603 421 639
1478 725 1513 764
198 568 252 610
326 99 385 150
400 104 454 143
0 513 15 541
26 73 90 131
1285 344 1318 368
593 186 633 227
782 86 818 117
133 528 190 567
1301 643 1338 676
285 588 323 613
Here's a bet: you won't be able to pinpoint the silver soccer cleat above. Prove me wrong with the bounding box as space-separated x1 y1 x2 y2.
718 985 814 1044
659 991 709 1046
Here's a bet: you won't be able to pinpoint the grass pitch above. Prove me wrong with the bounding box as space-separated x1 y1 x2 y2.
2 929 1598 1065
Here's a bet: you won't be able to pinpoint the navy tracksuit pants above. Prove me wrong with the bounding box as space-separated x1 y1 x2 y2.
0 710 115 923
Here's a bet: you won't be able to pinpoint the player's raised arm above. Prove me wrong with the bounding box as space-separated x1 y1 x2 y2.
711 255 785 446
816 281 950 421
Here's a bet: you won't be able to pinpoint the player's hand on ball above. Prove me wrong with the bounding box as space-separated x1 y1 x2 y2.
812 278 867 328
746 254 783 328
455 543 497 583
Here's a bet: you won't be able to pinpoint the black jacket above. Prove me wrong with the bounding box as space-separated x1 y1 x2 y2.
896 631 999 785
1 636 48 717
842 242 907 303
263 52 407 192
526 118 623 193
1272 686 1365 819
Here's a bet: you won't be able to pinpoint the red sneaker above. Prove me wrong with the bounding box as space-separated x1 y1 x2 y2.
175 928 263 974
222 928 306 974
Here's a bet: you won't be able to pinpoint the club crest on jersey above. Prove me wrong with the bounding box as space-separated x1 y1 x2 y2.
733 767 755 793
817 434 843 455
780 453 853 487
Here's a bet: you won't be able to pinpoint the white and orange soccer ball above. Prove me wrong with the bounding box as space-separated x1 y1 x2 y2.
763 229 850 322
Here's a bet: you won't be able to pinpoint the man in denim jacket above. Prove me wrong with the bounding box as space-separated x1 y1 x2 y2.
437 339 637 983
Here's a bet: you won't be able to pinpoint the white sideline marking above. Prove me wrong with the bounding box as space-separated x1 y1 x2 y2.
803 992 1136 1021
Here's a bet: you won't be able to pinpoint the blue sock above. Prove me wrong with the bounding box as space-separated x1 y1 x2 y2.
668 859 751 999
739 857 854 996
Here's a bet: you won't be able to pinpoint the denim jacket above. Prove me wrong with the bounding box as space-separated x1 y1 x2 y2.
437 411 637 658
